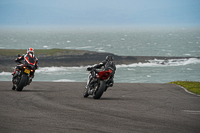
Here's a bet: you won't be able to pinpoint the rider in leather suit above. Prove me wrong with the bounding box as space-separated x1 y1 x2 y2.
87 55 116 87
12 48 39 82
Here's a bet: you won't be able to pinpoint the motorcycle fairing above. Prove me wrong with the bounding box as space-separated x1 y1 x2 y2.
98 71 111 80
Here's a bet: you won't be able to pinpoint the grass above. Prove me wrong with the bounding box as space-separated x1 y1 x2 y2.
0 49 90 56
169 81 200 95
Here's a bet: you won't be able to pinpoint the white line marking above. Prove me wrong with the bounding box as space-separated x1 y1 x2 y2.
175 84 200 97
182 110 200 114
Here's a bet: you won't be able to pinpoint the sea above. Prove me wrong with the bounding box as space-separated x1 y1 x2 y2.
0 26 200 83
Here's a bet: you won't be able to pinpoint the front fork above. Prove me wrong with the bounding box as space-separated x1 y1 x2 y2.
86 73 93 95
12 72 32 86
86 73 92 86
86 72 100 95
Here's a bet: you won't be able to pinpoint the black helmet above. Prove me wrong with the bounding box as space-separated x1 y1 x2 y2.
106 55 114 61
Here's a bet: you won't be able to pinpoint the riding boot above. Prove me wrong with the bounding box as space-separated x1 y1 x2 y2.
107 78 114 87
108 82 113 87
12 85 16 90
13 71 19 78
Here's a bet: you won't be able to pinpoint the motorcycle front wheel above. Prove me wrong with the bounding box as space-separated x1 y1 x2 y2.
93 81 106 99
83 85 89 98
16 74 27 91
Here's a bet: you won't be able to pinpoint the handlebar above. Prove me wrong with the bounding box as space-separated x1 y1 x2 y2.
87 67 93 71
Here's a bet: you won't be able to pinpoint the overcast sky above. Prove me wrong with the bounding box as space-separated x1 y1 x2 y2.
0 0 200 27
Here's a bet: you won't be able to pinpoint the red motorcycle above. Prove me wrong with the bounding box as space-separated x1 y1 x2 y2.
83 68 111 99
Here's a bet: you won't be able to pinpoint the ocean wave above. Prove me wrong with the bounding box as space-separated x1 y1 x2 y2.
75 46 93 49
0 72 12 75
35 58 200 71
35 66 88 73
43 45 49 48
116 58 200 68
52 79 76 82
149 58 200 66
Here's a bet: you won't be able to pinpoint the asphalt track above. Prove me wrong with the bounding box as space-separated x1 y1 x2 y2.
0 81 200 133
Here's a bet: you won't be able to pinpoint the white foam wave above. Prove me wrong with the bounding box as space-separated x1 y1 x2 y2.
36 66 88 73
65 47 72 49
52 79 76 82
150 58 200 66
75 46 93 49
184 54 191 56
117 62 161 68
34 58 200 72
36 67 67 73
98 49 105 52
0 72 12 75
117 58 200 68
95 47 105 52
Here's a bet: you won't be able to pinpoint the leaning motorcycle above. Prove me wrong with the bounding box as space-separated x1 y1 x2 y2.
12 59 35 91
83 68 111 99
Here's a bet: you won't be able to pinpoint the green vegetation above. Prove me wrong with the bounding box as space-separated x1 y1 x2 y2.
169 81 200 95
0 49 91 56
0 49 26 56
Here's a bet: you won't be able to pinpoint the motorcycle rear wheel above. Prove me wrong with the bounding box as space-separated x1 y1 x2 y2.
16 74 27 91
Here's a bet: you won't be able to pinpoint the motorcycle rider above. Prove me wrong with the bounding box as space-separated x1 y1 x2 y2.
12 48 38 87
87 55 116 87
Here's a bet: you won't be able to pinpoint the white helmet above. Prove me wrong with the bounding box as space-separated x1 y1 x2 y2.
27 48 34 54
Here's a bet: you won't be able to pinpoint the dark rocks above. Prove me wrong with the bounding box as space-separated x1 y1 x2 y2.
0 49 199 72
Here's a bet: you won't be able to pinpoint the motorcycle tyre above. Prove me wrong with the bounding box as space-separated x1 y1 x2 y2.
93 81 106 99
16 74 27 91
83 86 89 98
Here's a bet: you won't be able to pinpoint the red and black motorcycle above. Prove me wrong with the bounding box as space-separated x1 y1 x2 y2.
83 68 112 99
12 55 36 91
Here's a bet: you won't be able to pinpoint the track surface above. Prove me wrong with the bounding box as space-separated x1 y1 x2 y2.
0 81 200 133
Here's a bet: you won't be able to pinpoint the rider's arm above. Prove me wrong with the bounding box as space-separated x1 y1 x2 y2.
35 58 39 69
93 60 107 69
15 54 25 62
87 60 106 71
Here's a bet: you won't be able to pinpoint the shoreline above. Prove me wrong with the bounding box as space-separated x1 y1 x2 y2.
0 49 199 72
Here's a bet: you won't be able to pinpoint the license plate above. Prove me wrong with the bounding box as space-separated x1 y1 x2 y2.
24 69 30 74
